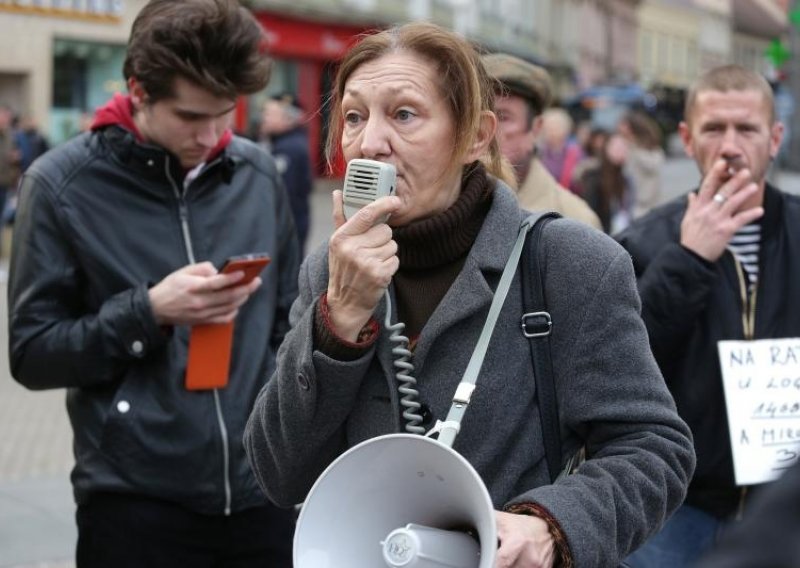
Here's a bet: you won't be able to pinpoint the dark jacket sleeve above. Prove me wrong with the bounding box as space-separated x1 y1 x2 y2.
285 138 312 237
697 461 800 567
8 173 168 390
617 225 718 365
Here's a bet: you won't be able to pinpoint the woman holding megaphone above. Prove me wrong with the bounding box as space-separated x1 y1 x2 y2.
245 22 694 568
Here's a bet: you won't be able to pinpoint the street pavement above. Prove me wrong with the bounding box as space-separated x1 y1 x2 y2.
1 157 799 567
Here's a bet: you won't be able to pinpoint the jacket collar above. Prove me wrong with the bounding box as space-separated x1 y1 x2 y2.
92 93 234 178
100 124 236 185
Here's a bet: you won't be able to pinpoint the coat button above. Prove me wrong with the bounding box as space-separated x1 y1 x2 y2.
131 340 144 355
297 373 310 390
117 400 131 414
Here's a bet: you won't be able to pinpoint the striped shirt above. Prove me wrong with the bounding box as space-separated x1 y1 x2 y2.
728 223 761 290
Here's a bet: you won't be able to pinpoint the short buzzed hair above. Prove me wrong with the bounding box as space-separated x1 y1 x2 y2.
685 65 775 124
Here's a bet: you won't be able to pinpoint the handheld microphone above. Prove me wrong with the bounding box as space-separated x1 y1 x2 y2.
342 158 396 221
340 158 423 435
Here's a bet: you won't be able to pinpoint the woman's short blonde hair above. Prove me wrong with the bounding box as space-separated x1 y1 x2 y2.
325 22 511 185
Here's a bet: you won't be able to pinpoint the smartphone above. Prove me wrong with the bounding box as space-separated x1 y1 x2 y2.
185 253 271 391
219 252 271 285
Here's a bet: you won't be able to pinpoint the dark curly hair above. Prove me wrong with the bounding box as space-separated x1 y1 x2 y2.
123 0 271 102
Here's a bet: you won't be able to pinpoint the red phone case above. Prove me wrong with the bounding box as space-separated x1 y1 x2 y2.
185 254 271 391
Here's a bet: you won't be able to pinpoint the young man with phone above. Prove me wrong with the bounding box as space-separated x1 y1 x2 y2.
7 1 300 566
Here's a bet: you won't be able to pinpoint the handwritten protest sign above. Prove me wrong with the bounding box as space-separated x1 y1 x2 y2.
718 338 800 486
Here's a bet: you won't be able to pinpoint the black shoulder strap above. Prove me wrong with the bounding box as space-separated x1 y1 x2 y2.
521 212 562 483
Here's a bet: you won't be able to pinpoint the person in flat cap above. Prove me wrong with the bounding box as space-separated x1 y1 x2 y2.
483 53 601 229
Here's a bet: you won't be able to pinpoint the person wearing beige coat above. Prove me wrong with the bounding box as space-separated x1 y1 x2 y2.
482 53 601 230
517 155 602 229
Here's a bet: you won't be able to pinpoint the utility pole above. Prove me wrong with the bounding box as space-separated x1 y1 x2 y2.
787 0 800 171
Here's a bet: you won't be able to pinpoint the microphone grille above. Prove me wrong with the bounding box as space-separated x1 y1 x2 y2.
344 161 382 201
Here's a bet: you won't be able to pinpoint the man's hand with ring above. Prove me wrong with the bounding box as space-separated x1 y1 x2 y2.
679 158 764 262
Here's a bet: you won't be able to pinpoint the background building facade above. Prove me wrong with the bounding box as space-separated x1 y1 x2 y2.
0 0 791 173
0 0 146 144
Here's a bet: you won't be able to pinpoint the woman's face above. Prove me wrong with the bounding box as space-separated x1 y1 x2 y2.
340 52 463 226
605 134 628 165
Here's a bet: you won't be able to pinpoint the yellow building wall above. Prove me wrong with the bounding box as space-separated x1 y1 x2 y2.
0 1 146 132
638 1 701 88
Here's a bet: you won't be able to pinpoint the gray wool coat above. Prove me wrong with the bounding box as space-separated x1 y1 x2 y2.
245 181 695 567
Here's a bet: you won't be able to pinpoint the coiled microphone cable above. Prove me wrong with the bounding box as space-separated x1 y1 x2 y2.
383 289 425 434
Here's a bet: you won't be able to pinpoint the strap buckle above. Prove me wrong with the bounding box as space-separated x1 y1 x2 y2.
521 311 552 338
452 382 475 405
425 419 461 439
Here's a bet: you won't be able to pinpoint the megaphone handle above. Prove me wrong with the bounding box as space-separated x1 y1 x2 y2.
437 220 533 447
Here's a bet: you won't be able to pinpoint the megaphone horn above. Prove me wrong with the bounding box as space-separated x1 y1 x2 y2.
294 433 497 568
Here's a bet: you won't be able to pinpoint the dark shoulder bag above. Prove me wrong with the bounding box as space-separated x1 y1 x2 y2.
520 212 563 483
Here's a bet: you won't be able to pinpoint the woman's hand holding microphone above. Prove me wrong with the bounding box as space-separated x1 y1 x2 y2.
326 190 402 342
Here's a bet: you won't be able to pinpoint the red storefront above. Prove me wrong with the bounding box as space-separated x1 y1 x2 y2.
244 12 377 176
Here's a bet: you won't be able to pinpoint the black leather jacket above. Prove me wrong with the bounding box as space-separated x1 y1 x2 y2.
616 184 800 519
8 126 300 514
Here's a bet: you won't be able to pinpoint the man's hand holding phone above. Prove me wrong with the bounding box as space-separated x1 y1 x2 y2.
162 254 271 391
149 255 269 327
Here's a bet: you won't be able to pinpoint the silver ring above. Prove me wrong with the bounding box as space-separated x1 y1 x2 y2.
713 193 727 204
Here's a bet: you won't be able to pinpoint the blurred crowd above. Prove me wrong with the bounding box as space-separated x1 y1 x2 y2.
0 103 50 280
255 93 313 255
539 106 665 234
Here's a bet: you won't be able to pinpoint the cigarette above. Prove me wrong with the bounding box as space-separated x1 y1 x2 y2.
725 157 745 177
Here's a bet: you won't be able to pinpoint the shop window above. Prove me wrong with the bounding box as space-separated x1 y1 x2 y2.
50 38 126 144
53 52 88 109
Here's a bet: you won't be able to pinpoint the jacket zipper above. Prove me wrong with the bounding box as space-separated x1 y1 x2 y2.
732 254 757 521
165 157 233 516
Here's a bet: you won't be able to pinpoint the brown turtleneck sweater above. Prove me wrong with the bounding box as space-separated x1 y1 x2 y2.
392 163 493 338
315 163 493 358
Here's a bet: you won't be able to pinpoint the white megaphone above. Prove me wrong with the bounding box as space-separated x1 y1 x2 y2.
294 215 538 567
294 433 496 568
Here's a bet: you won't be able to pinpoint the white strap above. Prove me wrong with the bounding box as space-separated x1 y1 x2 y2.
437 217 537 447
